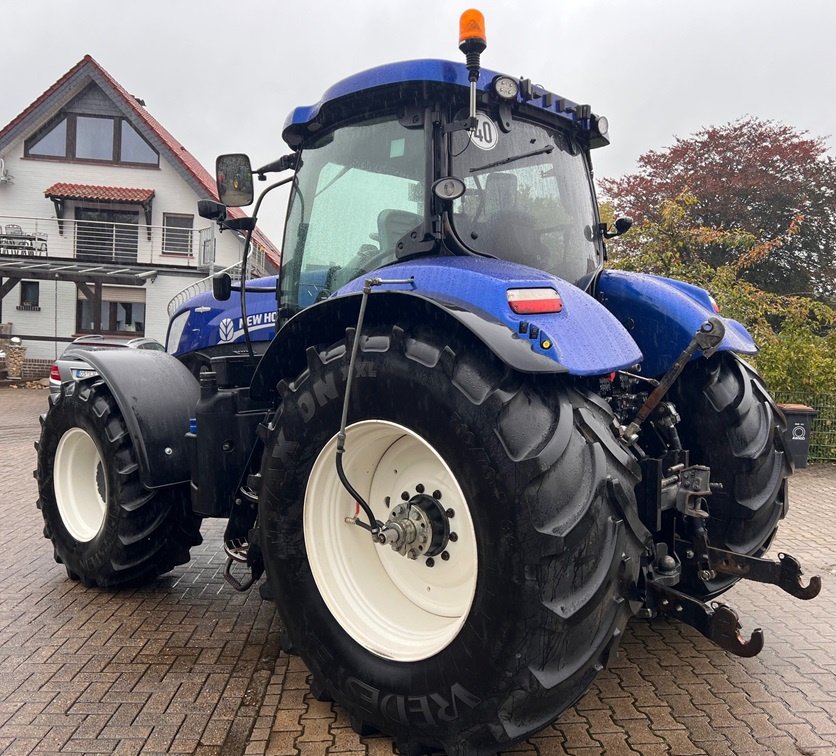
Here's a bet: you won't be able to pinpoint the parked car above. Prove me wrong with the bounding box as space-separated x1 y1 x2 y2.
49 335 165 396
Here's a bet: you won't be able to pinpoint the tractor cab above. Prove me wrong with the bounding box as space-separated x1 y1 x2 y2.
276 51 615 322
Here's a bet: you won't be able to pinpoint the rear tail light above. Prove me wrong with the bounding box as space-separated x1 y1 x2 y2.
50 364 61 381
507 288 563 315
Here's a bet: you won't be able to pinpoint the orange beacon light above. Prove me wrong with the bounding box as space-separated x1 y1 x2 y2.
459 9 487 53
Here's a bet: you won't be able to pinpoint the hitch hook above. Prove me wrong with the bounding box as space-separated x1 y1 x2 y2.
709 548 822 600
648 583 764 658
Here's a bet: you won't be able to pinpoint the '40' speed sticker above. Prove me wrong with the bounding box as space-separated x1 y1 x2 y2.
471 114 498 151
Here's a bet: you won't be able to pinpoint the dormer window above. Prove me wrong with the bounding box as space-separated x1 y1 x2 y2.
25 114 159 166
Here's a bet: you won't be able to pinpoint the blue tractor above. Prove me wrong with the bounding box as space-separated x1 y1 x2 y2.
36 11 820 754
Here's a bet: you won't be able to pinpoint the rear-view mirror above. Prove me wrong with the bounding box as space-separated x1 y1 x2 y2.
216 154 254 207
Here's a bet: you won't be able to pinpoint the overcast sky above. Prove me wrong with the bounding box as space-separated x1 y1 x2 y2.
2 0 834 244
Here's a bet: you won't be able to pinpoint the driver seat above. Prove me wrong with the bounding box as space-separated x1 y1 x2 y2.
378 209 421 255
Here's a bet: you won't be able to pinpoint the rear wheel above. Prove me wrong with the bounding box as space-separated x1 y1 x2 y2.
36 380 202 587
260 323 644 754
673 353 790 598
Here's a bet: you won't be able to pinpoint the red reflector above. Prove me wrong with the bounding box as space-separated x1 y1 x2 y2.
50 364 61 381
507 288 563 314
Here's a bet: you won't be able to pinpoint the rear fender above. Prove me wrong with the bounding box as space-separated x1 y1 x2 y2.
596 270 756 378
251 258 643 400
69 349 199 488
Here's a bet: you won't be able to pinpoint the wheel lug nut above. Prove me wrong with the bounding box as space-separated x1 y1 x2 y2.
441 551 450 561
433 490 442 499
449 532 458 542
446 508 455 518
416 483 425 493
401 491 410 501
426 558 435 567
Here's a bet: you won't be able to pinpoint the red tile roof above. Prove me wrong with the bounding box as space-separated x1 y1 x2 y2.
1 55 280 264
44 182 155 204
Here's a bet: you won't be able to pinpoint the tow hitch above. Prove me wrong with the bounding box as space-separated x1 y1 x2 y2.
647 582 765 657
705 549 821 600
646 545 820 658
641 449 821 658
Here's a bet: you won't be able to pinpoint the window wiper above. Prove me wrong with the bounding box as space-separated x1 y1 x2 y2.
315 165 352 198
470 144 554 173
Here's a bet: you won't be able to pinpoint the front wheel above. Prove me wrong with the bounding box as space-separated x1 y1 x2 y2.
36 380 202 587
260 323 643 754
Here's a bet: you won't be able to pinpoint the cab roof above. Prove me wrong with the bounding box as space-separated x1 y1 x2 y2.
282 58 590 148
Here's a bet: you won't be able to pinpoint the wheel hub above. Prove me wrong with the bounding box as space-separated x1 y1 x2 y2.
379 493 451 559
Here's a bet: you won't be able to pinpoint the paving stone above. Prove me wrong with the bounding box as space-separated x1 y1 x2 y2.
3 389 836 756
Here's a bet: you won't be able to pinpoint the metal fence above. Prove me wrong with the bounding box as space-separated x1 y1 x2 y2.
776 393 836 462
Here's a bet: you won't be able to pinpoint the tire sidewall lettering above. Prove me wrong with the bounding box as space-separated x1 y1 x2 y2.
345 676 481 727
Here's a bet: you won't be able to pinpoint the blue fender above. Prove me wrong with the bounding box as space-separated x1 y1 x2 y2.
596 270 756 378
250 258 643 400
334 257 643 376
67 349 199 488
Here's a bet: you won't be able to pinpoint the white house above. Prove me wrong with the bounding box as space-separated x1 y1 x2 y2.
0 55 279 369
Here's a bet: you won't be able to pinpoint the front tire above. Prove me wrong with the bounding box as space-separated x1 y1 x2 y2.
36 380 202 587
260 323 643 754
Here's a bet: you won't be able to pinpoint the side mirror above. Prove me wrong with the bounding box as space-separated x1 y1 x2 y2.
601 216 633 239
216 154 254 207
614 216 633 236
197 199 227 221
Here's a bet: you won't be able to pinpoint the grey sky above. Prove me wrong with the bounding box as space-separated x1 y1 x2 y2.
2 0 834 245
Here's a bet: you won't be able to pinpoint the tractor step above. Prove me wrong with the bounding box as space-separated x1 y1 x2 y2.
223 538 257 592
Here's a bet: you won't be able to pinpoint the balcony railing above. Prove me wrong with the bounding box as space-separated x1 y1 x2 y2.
0 214 227 271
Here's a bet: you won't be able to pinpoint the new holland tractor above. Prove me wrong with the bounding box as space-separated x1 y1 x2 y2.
35 11 820 755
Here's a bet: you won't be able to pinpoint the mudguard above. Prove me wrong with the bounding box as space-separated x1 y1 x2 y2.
67 349 199 489
596 269 756 378
250 257 642 400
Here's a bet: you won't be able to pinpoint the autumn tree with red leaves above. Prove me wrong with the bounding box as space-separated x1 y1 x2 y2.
600 117 836 299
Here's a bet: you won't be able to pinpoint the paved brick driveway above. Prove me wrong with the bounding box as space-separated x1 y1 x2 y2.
1 387 834 755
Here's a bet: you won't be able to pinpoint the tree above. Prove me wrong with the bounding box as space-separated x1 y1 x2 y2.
606 192 836 401
599 118 836 299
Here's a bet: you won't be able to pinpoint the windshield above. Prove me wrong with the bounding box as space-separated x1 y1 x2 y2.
279 115 426 317
449 115 601 286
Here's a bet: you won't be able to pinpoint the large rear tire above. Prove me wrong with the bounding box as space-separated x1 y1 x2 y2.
673 353 790 598
259 323 643 754
36 380 202 587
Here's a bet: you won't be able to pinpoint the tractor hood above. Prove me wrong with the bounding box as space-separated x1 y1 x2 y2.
166 275 279 356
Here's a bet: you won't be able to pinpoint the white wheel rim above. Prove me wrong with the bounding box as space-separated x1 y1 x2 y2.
54 427 107 542
305 420 478 661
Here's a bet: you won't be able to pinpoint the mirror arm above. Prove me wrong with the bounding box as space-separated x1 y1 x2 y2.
255 153 299 181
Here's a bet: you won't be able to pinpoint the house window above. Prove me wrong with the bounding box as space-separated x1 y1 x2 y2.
18 281 40 310
76 286 146 335
163 214 193 255
25 114 159 166
120 121 158 163
27 117 67 157
75 116 115 160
